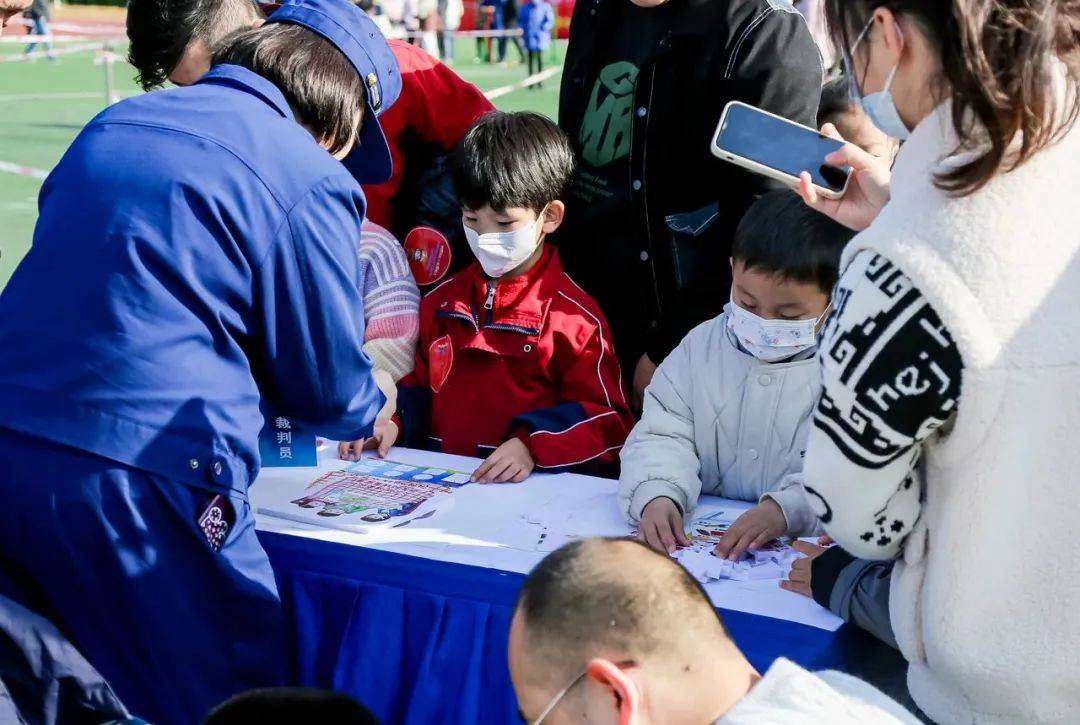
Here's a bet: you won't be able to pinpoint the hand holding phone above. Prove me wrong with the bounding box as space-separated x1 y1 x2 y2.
795 122 893 232
711 101 851 199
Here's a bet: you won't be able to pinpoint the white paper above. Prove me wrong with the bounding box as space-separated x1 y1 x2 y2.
252 447 842 631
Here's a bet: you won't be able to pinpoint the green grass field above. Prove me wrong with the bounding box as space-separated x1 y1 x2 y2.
0 37 563 286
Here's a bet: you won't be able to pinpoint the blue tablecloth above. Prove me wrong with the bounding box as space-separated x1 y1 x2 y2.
260 530 899 724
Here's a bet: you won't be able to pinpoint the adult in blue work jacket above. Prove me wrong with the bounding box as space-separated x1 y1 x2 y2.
0 1 401 722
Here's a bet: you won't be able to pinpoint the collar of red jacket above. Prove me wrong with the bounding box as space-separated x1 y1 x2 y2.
461 244 561 331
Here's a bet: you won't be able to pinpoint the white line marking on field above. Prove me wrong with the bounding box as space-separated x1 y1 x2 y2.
482 66 562 100
0 160 49 181
0 91 136 102
0 41 104 62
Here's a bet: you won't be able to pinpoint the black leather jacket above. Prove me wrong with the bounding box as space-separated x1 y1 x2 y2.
556 0 823 366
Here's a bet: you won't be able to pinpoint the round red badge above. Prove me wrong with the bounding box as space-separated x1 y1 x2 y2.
404 226 452 286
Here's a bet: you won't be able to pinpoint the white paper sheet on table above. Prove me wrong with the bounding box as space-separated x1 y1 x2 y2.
252 447 842 631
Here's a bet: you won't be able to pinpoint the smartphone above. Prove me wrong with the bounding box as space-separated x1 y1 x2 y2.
710 101 851 199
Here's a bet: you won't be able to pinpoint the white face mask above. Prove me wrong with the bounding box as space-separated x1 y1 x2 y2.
464 212 544 278
847 18 910 141
727 297 829 362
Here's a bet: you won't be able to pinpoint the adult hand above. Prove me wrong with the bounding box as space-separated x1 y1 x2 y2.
631 353 658 414
337 418 399 461
638 497 690 553
780 539 829 598
471 437 534 483
713 498 787 561
797 123 892 232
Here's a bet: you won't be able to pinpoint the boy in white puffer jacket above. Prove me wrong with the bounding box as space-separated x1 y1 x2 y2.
620 190 855 560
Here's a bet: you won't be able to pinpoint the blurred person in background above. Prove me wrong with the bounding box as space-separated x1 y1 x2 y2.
499 0 525 64
21 0 55 62
519 0 553 84
416 0 439 55
437 0 462 63
358 0 394 37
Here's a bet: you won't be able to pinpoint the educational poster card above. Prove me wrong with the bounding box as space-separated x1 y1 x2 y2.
257 457 471 532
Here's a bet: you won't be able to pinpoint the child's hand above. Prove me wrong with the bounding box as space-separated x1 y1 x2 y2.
637 497 690 554
780 540 829 598
471 438 534 483
337 418 399 461
713 498 787 561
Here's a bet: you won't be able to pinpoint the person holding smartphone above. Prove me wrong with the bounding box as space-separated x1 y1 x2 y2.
556 0 823 410
795 2 1080 722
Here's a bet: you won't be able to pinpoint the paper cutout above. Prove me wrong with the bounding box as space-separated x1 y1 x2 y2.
671 508 801 583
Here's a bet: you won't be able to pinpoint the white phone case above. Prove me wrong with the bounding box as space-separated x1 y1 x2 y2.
710 101 850 201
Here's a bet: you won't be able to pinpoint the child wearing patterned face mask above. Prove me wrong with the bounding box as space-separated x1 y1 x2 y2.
619 190 855 560
344 111 634 484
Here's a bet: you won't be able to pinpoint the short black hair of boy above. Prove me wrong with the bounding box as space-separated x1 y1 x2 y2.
205 687 378 724
732 189 856 294
450 111 576 213
214 23 365 157
126 0 259 91
817 75 857 128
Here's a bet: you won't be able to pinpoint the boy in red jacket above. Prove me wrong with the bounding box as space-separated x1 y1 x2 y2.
340 112 634 483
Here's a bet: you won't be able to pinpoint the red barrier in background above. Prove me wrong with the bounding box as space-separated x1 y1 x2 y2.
461 0 574 38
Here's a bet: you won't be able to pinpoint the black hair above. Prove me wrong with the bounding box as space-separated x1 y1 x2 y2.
450 111 576 213
517 538 727 686
204 687 378 724
126 0 258 91
817 75 857 128
214 23 365 157
732 189 856 294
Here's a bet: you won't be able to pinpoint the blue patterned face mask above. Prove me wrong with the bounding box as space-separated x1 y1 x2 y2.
846 18 910 141
727 297 830 362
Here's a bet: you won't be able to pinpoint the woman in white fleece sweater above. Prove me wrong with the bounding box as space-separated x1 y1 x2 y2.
797 2 1080 722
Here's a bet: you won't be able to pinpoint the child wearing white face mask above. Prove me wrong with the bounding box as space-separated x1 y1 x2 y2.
349 112 634 483
619 190 856 559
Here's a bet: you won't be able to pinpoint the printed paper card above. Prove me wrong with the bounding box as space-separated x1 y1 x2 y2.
257 456 471 531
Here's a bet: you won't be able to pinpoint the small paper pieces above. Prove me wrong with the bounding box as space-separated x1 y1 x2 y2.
668 508 803 584
674 542 801 583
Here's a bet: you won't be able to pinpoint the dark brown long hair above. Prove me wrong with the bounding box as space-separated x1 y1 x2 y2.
825 0 1080 196
214 23 364 157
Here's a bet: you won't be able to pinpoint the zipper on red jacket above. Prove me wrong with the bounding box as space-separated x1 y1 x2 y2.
483 281 497 325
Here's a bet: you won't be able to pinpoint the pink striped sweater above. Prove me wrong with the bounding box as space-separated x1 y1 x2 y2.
358 221 420 382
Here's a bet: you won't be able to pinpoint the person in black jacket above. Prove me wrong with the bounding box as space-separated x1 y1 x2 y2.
556 0 823 409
